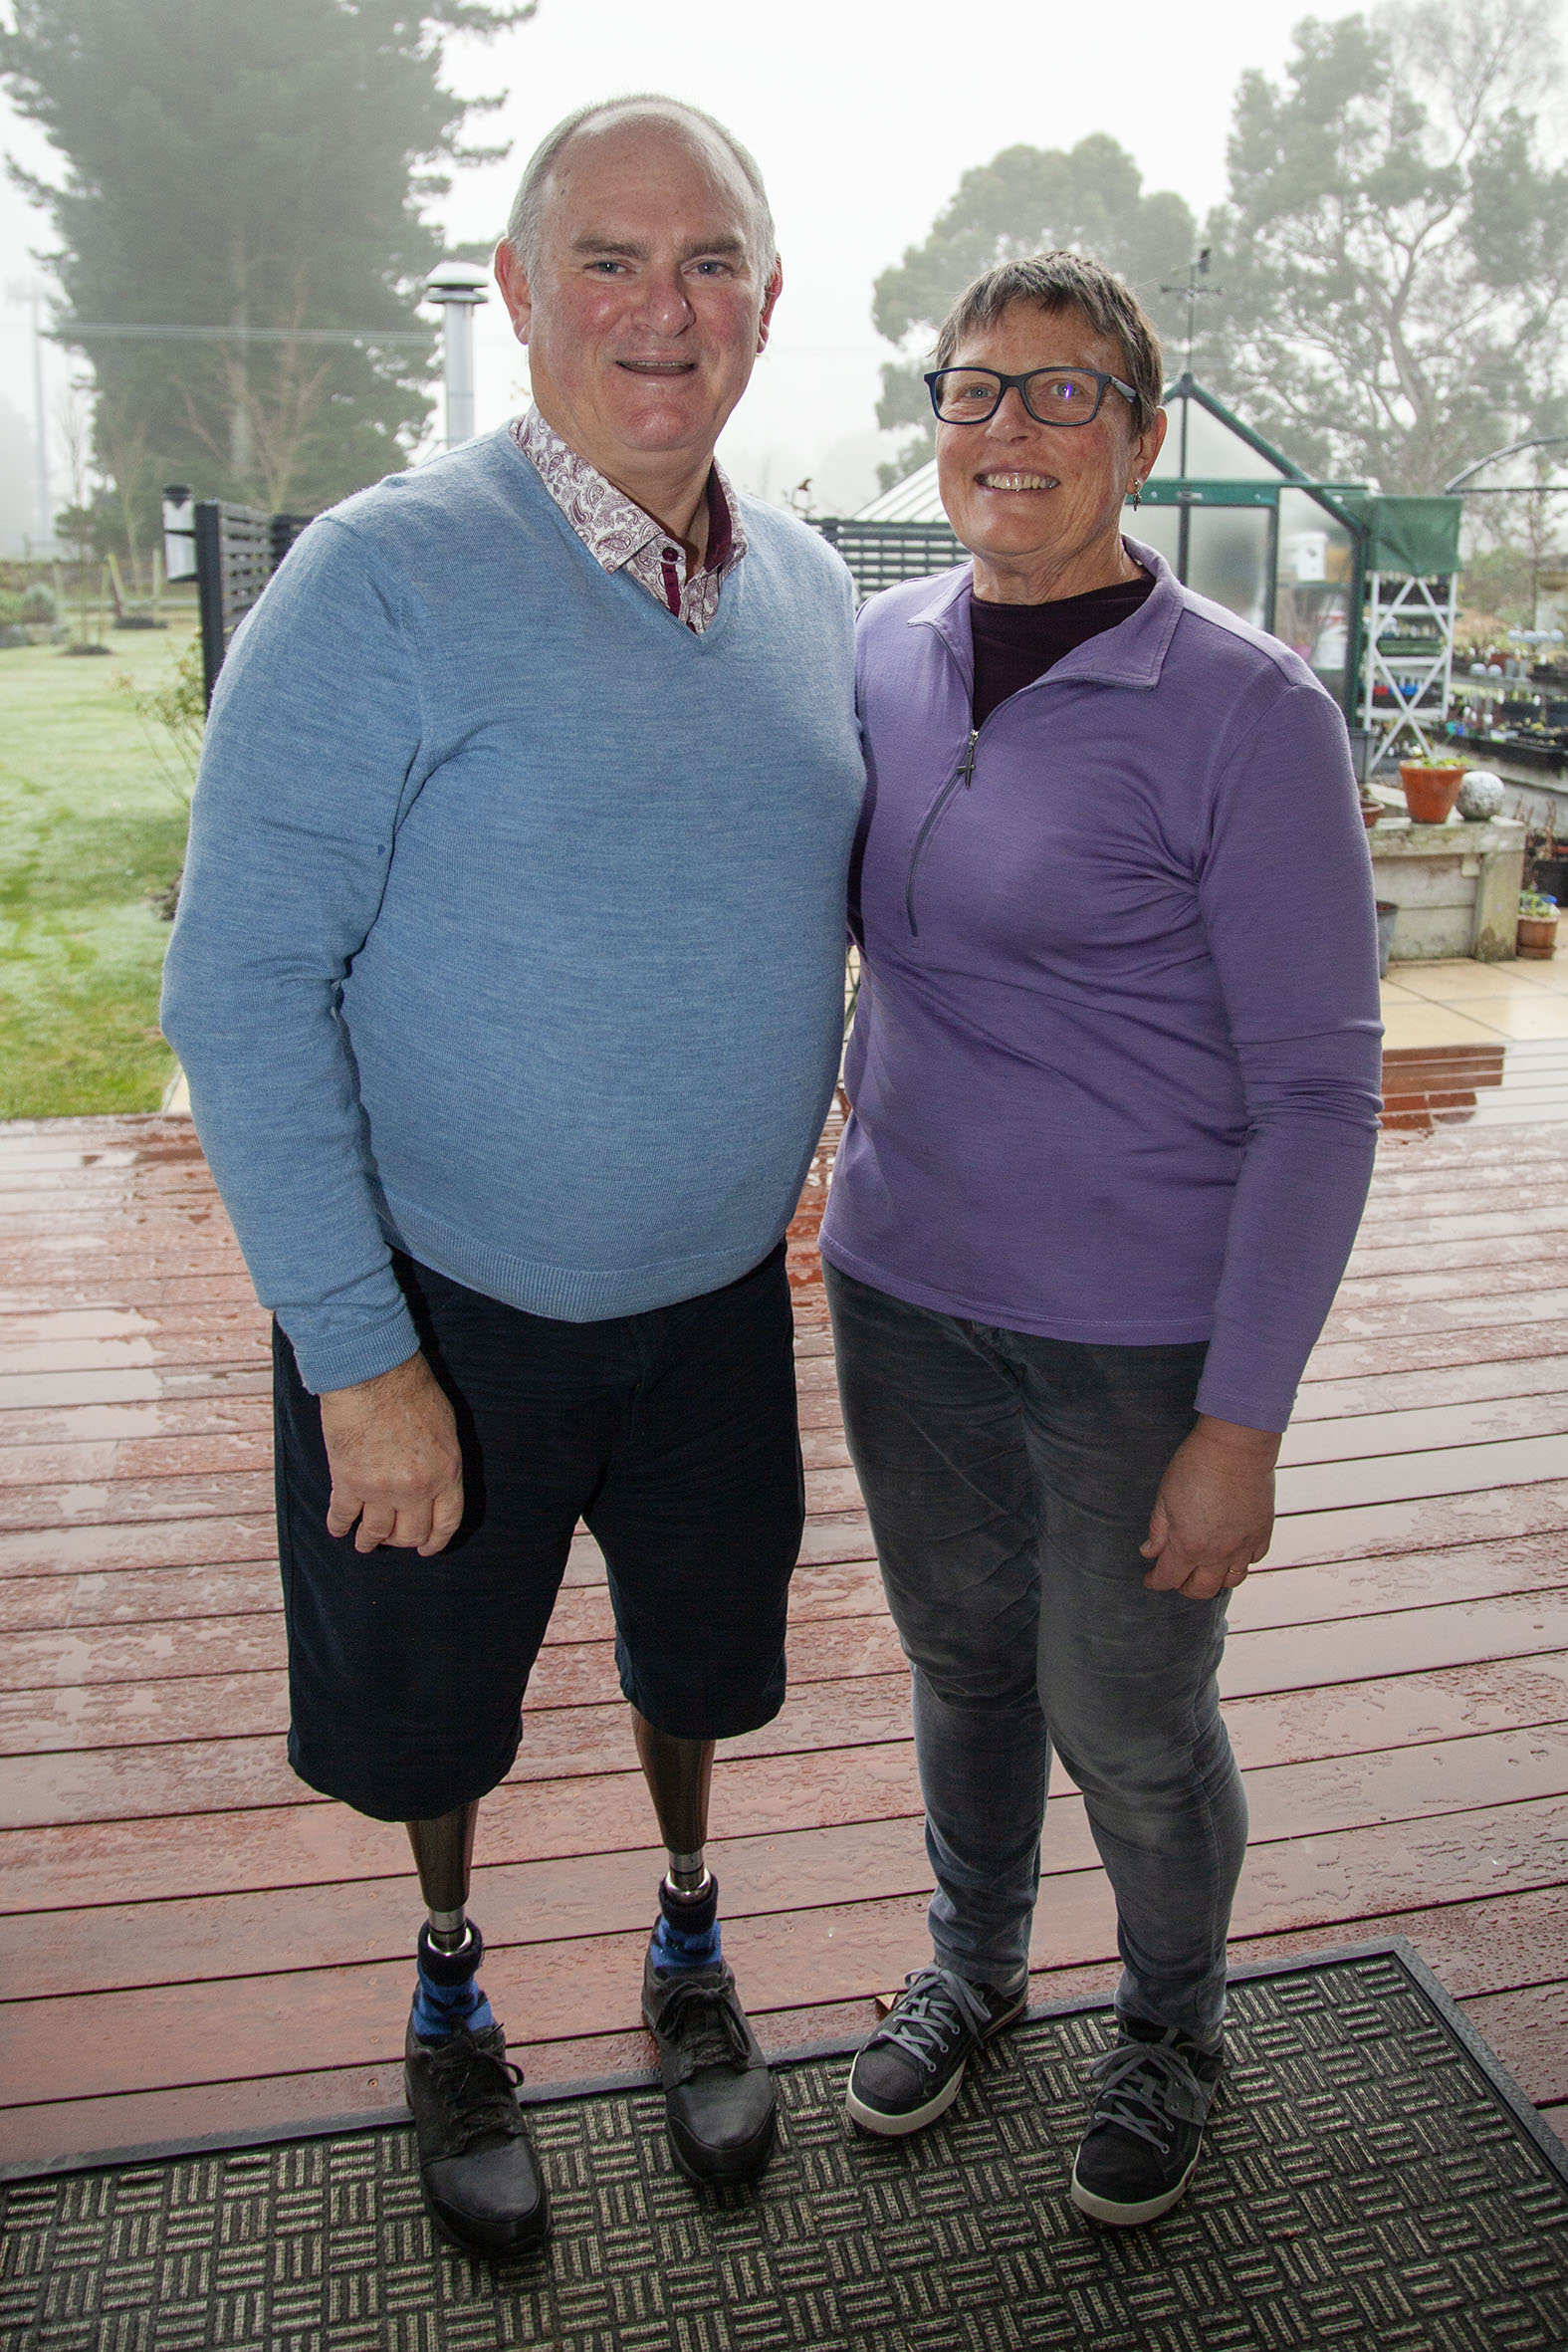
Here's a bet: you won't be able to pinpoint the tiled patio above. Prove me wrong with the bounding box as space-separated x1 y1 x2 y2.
1381 951 1568 1050
2 1047 1567 2175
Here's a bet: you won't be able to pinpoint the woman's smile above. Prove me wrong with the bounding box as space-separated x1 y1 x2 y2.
974 469 1059 493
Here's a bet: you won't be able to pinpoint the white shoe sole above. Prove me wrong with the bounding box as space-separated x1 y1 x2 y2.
843 1988 1028 2139
845 2056 969 2137
1069 2141 1200 2226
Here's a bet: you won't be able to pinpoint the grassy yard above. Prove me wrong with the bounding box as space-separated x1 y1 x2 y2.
0 621 197 1119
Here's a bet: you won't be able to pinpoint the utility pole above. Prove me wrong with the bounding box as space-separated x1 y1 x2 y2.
425 262 490 449
5 278 53 546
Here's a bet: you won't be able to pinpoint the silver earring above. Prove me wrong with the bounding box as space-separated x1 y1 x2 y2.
1131 482 1142 510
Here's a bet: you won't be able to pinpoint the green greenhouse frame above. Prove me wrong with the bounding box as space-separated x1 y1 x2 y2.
1135 374 1462 746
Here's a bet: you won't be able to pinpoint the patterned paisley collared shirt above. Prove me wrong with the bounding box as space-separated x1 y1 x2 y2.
512 406 746 634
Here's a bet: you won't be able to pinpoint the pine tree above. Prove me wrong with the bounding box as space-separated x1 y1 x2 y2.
2 0 532 558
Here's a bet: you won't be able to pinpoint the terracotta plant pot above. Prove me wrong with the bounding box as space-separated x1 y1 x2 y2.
1399 762 1465 824
1360 797 1382 830
1517 914 1559 960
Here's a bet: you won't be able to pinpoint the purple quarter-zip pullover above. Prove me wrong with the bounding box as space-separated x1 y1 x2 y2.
819 541 1383 1434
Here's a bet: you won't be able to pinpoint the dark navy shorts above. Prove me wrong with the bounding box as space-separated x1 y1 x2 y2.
274 1242 803 1822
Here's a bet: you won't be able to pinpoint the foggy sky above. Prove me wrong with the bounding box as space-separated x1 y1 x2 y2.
1 0 1564 537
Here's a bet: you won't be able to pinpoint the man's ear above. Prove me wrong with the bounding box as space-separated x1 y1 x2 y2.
494 239 532 342
758 256 784 353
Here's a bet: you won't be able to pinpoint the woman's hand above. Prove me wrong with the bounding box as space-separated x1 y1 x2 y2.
1140 1414 1279 1600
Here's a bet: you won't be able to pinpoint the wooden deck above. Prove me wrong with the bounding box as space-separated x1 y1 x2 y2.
3 1066 1568 2173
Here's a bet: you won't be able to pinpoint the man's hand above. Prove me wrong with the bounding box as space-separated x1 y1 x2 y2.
319 1350 464 1556
1140 1414 1279 1601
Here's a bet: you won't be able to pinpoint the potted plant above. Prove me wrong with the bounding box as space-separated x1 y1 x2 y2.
1398 754 1467 824
1518 890 1559 959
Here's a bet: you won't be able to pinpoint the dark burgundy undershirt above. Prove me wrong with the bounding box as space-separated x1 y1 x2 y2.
656 468 734 619
970 571 1155 729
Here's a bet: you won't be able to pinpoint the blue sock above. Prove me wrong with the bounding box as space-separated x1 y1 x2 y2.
411 1920 495 2041
650 1872 722 1974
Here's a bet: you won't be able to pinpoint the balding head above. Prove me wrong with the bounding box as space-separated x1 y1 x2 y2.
491 92 783 518
506 96 778 282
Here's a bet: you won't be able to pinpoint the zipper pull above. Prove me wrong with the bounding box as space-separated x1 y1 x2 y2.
960 727 978 788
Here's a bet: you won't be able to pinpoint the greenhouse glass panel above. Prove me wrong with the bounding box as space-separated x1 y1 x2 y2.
1157 395 1283 482
1186 506 1272 629
1127 505 1181 572
1274 486 1357 707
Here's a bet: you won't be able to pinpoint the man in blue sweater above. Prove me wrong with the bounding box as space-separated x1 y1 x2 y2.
161 97 863 2257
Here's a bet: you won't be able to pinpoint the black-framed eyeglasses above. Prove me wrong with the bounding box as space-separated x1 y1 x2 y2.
924 366 1138 427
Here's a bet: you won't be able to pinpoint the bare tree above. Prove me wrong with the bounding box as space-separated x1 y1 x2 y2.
1200 0 1568 491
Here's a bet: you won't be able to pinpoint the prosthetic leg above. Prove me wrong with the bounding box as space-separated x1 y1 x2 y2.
408 1801 479 1954
633 1713 715 1899
406 1801 490 2033
633 1708 777 2185
402 1800 548 2259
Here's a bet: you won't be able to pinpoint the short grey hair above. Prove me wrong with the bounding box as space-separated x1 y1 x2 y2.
933 251 1164 435
505 96 778 281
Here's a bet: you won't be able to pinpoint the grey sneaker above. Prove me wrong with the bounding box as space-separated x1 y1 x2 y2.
845 1966 1027 2137
1070 2019 1224 2226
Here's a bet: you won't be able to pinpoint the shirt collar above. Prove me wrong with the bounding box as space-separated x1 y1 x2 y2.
515 405 746 578
908 538 1184 692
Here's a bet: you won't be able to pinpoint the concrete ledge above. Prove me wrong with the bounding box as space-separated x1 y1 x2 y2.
1369 814 1526 962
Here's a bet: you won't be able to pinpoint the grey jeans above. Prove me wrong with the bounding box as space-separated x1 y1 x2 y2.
824 1260 1246 2047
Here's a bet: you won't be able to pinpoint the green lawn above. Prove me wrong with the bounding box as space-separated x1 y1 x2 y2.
0 622 197 1118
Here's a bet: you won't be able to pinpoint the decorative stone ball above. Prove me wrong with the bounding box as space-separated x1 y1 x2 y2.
1457 771 1506 823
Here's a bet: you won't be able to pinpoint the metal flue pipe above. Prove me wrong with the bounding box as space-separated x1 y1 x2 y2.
425 262 491 450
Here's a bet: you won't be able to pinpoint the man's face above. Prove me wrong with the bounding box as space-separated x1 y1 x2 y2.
495 118 781 492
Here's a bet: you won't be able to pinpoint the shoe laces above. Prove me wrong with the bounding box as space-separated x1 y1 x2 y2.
1086 2030 1212 2155
422 2024 527 2150
870 1968 991 2069
656 1977 754 2075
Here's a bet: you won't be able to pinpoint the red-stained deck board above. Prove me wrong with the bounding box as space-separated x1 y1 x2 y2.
1 1071 1566 2166
7 1595 1568 1760
8 1735 1568 2018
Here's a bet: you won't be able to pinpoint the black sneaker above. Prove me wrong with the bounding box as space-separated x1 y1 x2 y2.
403 2017 550 2258
845 1966 1027 2137
1070 2018 1224 2226
641 1953 778 2186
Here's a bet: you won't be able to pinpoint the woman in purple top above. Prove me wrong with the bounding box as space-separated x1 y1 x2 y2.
822 253 1382 2224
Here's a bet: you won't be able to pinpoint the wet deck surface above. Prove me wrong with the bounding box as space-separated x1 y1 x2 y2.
2 1065 1567 2171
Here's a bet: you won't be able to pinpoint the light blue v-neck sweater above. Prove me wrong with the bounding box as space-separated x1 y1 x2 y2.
161 428 864 1393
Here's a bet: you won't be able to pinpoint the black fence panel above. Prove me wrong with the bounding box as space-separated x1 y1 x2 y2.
194 503 316 706
272 513 315 571
813 517 966 601
193 505 961 704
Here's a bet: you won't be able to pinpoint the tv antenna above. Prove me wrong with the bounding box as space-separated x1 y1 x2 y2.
1159 249 1224 375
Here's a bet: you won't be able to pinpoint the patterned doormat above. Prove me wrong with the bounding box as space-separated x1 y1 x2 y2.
3 1944 1566 2352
